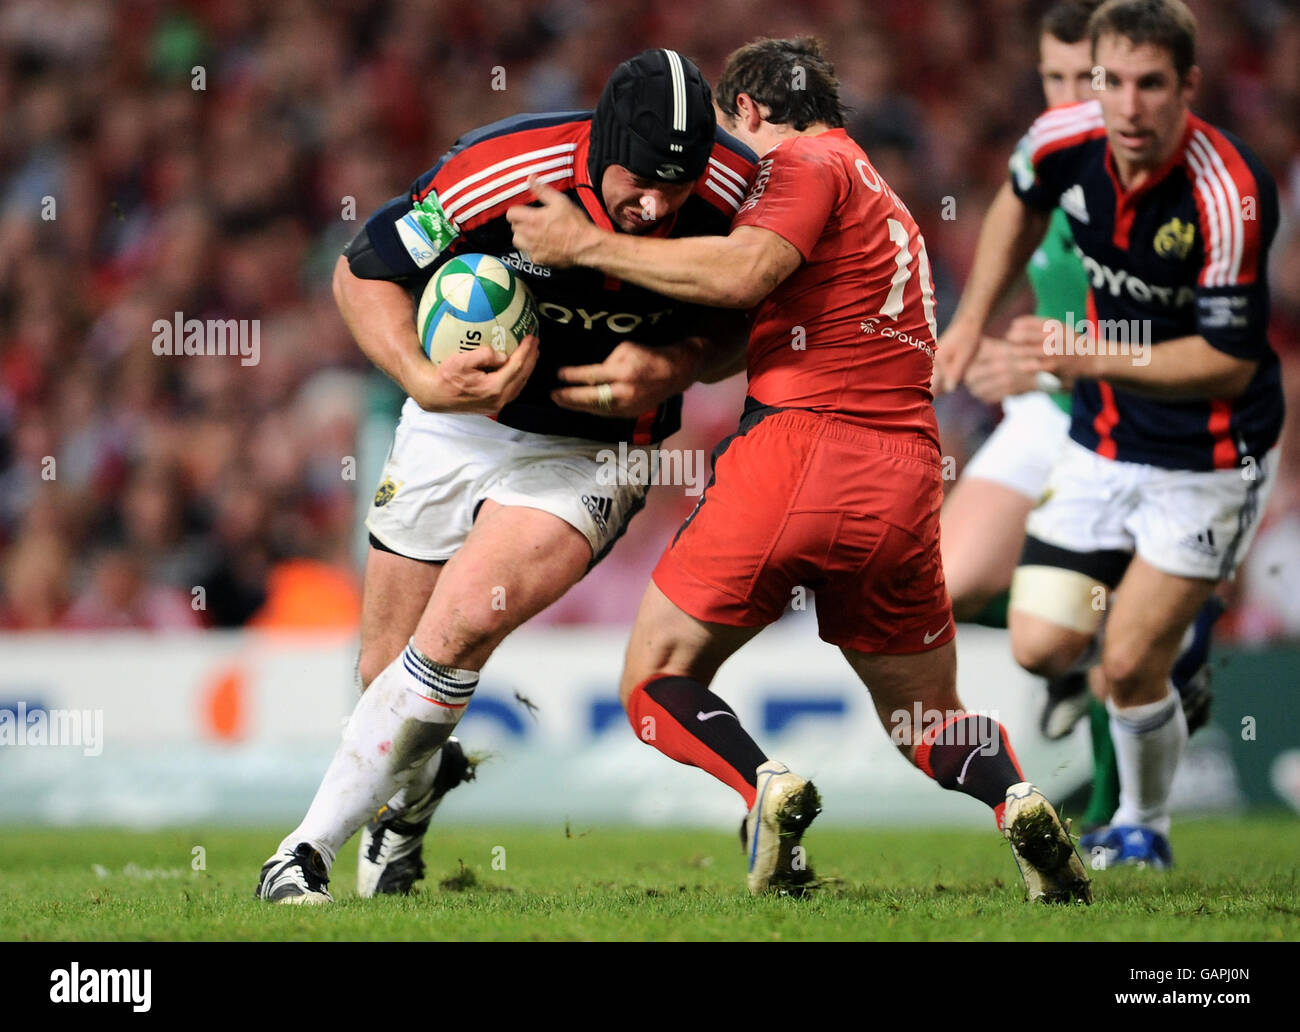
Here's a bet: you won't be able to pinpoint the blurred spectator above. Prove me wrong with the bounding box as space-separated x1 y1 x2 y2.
0 0 1296 641
62 546 201 630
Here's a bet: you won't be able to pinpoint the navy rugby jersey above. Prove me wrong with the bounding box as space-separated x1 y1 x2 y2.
348 111 756 444
1010 99 1283 471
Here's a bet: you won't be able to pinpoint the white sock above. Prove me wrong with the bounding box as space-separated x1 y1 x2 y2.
278 642 477 868
382 747 446 811
1107 688 1186 837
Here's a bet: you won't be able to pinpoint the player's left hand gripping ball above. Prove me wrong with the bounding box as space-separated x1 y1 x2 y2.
506 176 594 268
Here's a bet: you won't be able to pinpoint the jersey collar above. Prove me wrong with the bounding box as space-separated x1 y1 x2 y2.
1102 112 1195 249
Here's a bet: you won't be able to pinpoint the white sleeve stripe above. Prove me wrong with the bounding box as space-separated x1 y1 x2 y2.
453 168 575 223
1031 104 1104 139
708 157 748 189
438 143 578 205
1035 99 1102 126
1191 130 1245 284
443 156 574 219
704 179 741 211
707 172 745 203
1030 115 1105 155
1186 148 1227 286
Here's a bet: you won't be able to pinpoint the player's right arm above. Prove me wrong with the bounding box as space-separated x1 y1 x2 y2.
934 182 1049 393
936 103 1106 392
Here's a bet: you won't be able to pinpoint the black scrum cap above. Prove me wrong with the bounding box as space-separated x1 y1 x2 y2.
589 49 716 188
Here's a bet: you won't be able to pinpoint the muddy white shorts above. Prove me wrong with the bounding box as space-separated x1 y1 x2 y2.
366 399 651 564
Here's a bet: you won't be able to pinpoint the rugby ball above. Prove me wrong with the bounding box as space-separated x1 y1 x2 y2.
416 253 538 364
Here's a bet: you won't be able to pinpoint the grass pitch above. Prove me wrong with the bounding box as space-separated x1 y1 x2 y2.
2 819 1298 941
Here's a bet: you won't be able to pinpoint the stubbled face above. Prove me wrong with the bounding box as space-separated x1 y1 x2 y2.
1094 33 1196 174
1039 33 1096 107
600 164 696 232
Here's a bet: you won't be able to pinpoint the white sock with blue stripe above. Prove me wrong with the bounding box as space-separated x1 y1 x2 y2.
278 641 478 868
1107 687 1186 837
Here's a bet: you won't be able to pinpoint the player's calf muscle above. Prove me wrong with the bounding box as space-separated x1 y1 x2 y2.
358 548 442 687
1099 641 1179 705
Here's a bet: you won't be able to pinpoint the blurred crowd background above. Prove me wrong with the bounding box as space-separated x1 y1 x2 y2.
2 0 1298 637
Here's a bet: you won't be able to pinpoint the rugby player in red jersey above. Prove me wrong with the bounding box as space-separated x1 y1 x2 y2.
510 37 1091 901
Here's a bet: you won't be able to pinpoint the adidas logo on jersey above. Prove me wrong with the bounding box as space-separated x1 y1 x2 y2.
1060 184 1090 224
581 494 613 532
500 250 552 278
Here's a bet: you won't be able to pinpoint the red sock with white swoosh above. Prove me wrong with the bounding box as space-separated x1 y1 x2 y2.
913 713 1026 830
626 675 769 808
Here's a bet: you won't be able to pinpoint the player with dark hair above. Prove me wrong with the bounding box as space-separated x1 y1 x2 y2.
943 0 1223 839
511 36 1091 902
935 0 1282 869
256 49 756 903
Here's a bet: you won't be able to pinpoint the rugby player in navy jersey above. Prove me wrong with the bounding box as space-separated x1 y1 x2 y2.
936 0 1283 869
255 49 756 903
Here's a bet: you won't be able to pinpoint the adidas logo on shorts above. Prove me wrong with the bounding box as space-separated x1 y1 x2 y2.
581 494 613 532
1180 527 1219 557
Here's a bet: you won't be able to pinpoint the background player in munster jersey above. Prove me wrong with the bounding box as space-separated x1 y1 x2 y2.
936 0 1283 869
511 36 1091 902
939 0 1221 839
256 50 755 902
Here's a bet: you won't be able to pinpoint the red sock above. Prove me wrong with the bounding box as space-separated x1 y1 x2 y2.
626 675 768 808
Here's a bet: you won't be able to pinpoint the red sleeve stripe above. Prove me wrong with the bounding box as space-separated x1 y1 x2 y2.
1186 128 1260 286
705 173 745 209
452 167 575 227
1035 98 1102 130
443 154 575 223
435 142 578 208
702 180 743 210
1029 103 1105 163
708 156 749 191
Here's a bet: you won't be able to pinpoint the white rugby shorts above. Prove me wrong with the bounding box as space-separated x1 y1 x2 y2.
962 390 1071 501
1025 438 1278 581
366 399 650 563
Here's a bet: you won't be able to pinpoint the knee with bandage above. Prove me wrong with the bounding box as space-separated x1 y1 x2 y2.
1009 537 1128 676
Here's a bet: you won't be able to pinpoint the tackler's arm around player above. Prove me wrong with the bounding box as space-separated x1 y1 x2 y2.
551 309 750 418
548 337 706 419
507 177 803 310
1003 313 1258 401
332 256 538 415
